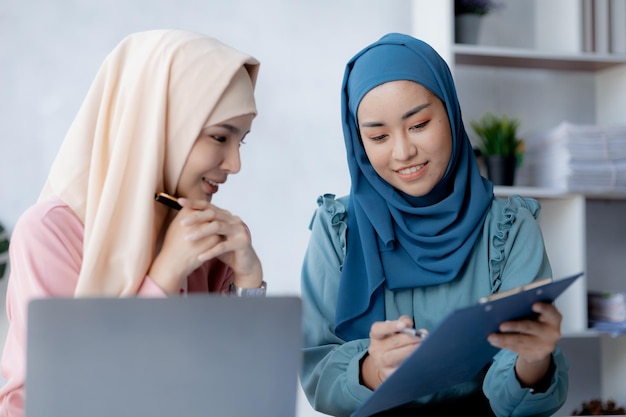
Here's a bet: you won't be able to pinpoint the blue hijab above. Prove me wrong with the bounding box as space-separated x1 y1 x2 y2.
335 33 494 341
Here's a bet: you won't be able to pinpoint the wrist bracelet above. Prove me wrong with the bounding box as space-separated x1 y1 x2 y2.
229 281 267 297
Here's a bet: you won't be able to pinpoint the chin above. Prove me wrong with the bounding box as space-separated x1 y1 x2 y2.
400 186 434 198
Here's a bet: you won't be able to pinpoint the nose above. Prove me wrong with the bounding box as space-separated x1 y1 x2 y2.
221 143 241 174
392 133 417 161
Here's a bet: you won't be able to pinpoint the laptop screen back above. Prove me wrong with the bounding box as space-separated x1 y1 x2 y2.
25 295 302 417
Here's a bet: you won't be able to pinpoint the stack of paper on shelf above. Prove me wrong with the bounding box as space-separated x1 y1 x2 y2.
588 291 626 335
524 122 626 193
589 291 626 322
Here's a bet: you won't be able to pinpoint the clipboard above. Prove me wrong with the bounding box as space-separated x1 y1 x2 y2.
351 272 583 417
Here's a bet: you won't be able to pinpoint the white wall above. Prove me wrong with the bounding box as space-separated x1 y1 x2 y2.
0 0 413 292
0 1 414 415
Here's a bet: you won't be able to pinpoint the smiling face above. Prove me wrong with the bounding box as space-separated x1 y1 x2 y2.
176 113 255 202
357 80 453 197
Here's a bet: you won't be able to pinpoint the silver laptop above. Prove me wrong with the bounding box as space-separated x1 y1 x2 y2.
24 295 302 417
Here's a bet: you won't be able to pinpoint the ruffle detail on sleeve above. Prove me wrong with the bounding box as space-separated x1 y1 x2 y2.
489 195 541 292
315 194 348 258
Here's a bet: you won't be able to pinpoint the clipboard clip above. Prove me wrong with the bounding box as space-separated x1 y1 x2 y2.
478 277 553 304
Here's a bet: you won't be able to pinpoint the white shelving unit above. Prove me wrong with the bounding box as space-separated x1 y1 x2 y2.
413 0 626 415
494 186 588 335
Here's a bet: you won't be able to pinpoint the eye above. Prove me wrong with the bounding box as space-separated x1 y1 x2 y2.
410 121 429 131
239 133 249 147
211 135 227 143
367 133 388 142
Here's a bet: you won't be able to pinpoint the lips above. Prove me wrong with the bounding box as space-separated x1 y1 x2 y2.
202 177 221 194
397 163 426 175
395 162 428 182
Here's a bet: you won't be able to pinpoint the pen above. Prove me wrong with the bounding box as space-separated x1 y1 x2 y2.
400 328 428 339
155 192 182 211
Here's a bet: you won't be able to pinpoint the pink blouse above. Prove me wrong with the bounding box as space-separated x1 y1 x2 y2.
0 198 232 416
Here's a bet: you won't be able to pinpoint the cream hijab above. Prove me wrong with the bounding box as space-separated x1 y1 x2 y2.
38 30 259 296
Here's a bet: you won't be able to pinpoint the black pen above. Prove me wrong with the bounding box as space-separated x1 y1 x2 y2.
155 192 182 211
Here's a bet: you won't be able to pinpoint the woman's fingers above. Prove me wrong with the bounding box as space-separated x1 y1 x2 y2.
368 317 424 381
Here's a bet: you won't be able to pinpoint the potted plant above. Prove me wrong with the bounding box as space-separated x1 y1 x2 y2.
470 112 524 186
455 0 501 16
454 0 502 44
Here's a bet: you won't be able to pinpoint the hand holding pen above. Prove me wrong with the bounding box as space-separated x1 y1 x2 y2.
362 315 428 390
399 327 429 339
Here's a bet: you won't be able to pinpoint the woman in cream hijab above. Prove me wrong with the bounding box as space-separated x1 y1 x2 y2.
0 29 264 416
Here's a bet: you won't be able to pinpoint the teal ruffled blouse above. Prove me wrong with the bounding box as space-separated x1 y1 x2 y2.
300 194 569 417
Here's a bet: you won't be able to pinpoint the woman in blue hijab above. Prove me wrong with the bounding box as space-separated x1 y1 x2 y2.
300 33 568 417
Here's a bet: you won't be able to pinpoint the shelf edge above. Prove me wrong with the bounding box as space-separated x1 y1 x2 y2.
454 44 626 71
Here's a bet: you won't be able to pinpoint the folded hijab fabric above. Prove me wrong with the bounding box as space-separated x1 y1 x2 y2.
38 29 259 297
336 33 494 340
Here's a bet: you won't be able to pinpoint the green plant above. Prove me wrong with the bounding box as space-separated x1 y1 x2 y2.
470 112 524 166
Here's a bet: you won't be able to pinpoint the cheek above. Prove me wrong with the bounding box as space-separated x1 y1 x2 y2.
181 154 202 177
434 138 452 160
179 148 213 183
434 125 453 162
363 143 388 172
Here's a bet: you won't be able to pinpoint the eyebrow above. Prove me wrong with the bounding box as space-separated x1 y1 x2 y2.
217 123 240 134
360 103 431 128
202 123 249 136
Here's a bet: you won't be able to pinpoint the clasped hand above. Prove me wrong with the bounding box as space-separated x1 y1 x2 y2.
149 197 262 294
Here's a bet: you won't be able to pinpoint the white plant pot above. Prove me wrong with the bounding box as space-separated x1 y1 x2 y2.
455 14 482 44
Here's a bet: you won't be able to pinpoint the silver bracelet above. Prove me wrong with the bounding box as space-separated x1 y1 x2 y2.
229 281 267 297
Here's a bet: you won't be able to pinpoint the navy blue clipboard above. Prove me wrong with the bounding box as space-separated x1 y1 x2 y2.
350 272 583 417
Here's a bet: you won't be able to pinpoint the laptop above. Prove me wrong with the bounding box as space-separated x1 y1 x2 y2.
24 295 302 417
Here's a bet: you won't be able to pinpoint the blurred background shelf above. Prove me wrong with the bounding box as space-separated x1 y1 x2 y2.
454 44 626 71
412 0 626 414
